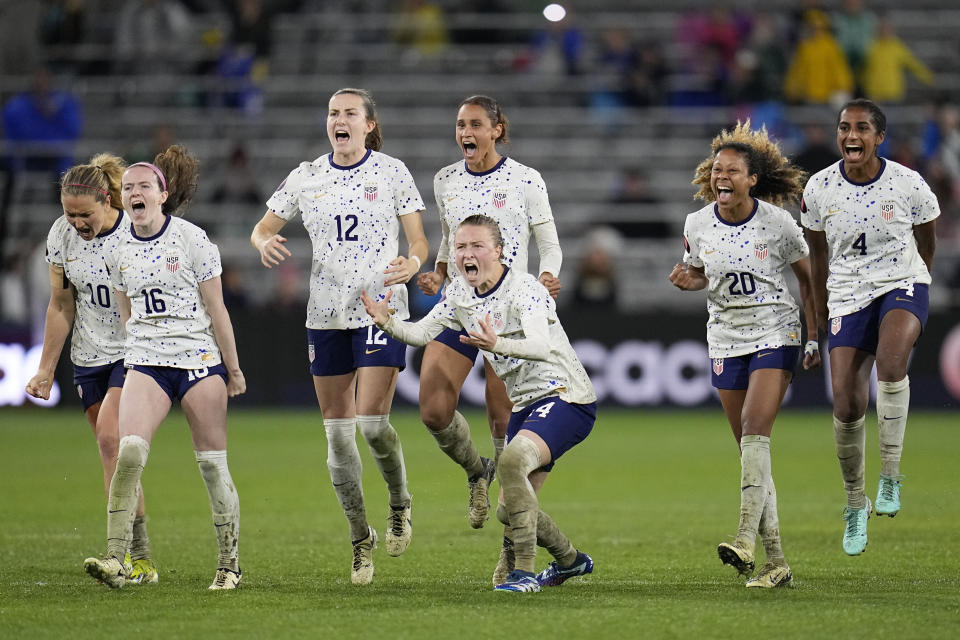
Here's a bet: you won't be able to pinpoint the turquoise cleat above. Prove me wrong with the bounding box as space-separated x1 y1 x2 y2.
875 475 903 517
841 498 871 556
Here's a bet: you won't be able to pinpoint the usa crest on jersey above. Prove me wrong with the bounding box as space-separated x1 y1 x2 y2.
492 190 507 209
713 358 724 375
831 317 842 335
364 182 378 201
880 201 895 221
754 242 768 260
166 255 179 274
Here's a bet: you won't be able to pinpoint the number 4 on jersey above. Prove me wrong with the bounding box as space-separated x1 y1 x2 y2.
852 232 867 255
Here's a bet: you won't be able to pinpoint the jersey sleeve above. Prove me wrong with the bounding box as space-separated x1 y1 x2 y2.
265 165 304 222
682 214 703 268
393 160 425 216
781 211 810 264
799 184 823 231
189 228 223 283
490 277 552 361
524 168 554 226
45 218 65 267
382 295 453 346
909 171 941 226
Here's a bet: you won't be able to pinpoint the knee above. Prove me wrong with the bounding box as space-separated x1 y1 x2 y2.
419 401 454 432
496 502 509 525
498 436 541 486
97 430 119 460
116 435 149 470
357 415 395 449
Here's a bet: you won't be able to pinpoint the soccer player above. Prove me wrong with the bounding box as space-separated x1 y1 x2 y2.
669 122 819 588
26 153 158 585
363 214 594 594
801 99 938 555
415 95 562 530
251 88 427 585
83 146 246 590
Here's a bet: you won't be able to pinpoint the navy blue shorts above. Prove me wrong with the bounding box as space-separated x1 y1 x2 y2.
711 346 800 390
308 326 406 376
433 326 479 362
74 360 126 411
128 363 227 402
828 284 929 354
506 397 596 472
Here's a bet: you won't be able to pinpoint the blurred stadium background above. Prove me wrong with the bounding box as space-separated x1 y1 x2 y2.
2 0 959 410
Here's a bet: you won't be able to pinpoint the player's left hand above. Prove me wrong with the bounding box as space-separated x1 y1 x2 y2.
802 340 821 370
226 369 246 397
384 256 419 286
460 313 498 351
361 289 394 325
539 272 561 299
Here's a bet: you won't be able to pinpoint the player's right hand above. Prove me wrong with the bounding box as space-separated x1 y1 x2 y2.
25 372 53 400
417 271 443 296
361 289 394 325
258 234 291 268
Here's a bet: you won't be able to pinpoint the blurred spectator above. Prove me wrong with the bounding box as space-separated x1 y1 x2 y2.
0 1 43 75
728 13 788 105
607 168 670 239
213 0 275 114
392 0 450 62
520 8 585 76
221 263 250 311
211 143 263 205
39 0 87 74
114 0 191 74
126 123 175 165
784 10 853 105
572 227 622 310
794 122 840 176
589 28 639 124
861 14 933 104
1 65 82 185
831 0 876 86
627 41 668 107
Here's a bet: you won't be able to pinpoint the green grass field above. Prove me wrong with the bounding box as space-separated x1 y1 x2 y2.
1 407 958 639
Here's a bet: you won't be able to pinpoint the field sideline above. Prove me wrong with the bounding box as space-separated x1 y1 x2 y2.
1 407 958 639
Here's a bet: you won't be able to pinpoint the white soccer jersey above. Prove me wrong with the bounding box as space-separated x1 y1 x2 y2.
801 158 939 317
683 199 809 358
383 268 596 409
107 215 223 369
433 157 555 279
45 211 130 366
267 149 425 329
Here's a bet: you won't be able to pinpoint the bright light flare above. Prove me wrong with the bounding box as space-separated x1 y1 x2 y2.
543 4 566 22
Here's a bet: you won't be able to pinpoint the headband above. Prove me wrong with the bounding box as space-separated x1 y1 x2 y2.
128 162 167 191
64 183 108 196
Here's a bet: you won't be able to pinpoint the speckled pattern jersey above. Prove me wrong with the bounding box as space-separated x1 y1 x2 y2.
45 210 130 366
106 215 223 369
433 156 554 279
267 149 425 329
801 158 939 318
683 199 809 359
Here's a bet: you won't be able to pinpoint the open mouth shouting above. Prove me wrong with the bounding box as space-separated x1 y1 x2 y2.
462 260 480 279
716 185 734 205
842 142 865 162
335 129 350 144
461 140 477 160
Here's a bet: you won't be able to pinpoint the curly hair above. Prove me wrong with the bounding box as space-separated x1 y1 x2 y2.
691 120 807 208
61 153 127 209
153 145 199 216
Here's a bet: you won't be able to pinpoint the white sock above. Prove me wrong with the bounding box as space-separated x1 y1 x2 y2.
492 436 505 466
324 417 368 541
877 376 909 477
107 435 149 560
758 478 786 566
737 435 770 549
358 414 410 508
196 450 240 572
430 412 483 478
497 434 542 573
834 415 867 509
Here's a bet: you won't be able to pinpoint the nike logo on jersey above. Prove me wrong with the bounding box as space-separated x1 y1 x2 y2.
365 348 383 354
757 351 772 358
445 195 458 202
66 257 79 262
704 248 717 255
827 207 841 215
119 265 131 271
313 192 326 199
895 297 913 303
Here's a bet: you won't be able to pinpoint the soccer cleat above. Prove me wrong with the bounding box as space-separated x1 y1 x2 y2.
875 475 903 517
385 501 412 557
841 497 871 556
208 567 242 590
128 557 159 584
83 556 130 589
536 551 594 587
745 563 793 588
491 537 515 586
468 457 496 529
351 527 378 585
493 569 541 593
717 541 755 577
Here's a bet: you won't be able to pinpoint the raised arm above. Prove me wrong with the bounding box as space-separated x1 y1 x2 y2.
25 265 75 400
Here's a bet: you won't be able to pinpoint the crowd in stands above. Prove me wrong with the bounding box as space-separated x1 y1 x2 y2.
2 0 960 324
